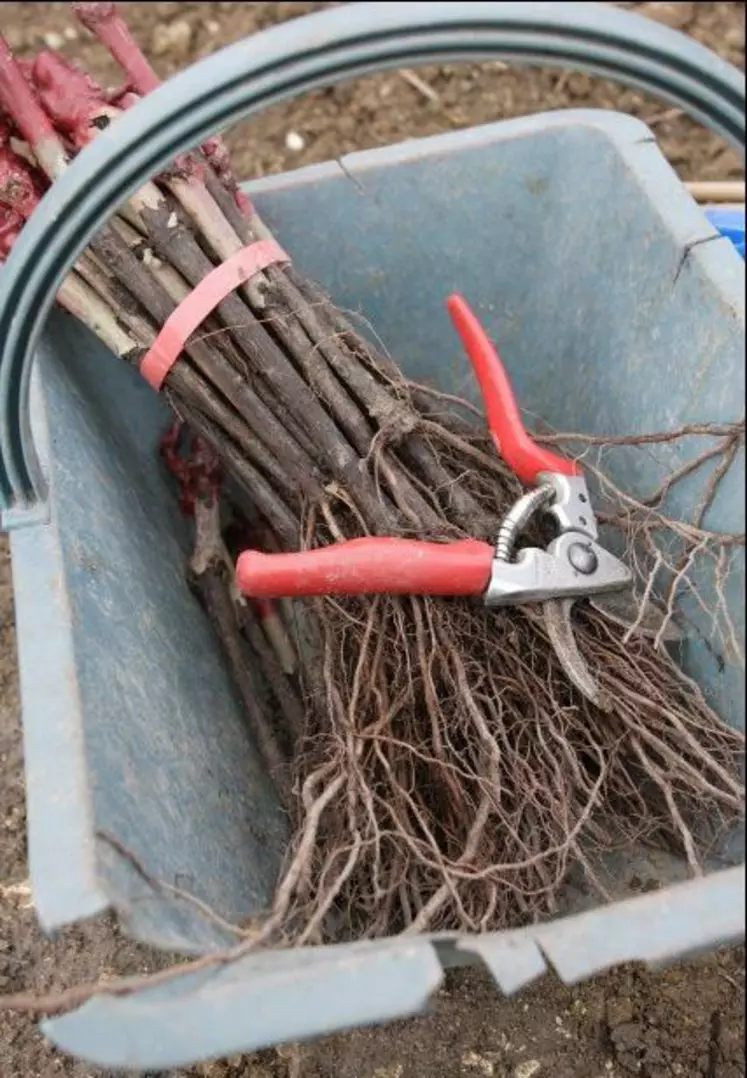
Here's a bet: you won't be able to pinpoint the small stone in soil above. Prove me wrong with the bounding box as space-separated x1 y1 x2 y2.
462 1051 494 1076
607 996 635 1027
151 20 193 59
42 31 65 50
514 1061 542 1078
285 131 306 153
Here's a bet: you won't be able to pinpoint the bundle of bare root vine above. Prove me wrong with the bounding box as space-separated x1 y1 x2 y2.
1 4 744 948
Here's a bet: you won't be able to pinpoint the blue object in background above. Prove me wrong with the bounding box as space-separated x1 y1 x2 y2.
705 206 746 258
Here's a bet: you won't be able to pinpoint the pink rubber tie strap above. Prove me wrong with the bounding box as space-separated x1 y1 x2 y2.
140 238 290 391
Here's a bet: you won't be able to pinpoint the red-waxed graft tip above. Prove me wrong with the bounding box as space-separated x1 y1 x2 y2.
62 81 203 182
72 2 253 212
73 2 161 95
160 421 196 516
74 81 204 180
111 89 140 111
0 144 45 220
32 52 108 138
200 136 240 194
103 84 133 107
191 436 223 507
0 35 69 178
71 1 118 30
0 141 43 254
0 35 57 147
0 201 23 259
159 423 223 516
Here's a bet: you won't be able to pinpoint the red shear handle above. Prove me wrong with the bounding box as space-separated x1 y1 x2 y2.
236 537 494 599
446 294 581 485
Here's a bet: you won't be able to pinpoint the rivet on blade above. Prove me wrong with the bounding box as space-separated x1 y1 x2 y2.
568 542 598 575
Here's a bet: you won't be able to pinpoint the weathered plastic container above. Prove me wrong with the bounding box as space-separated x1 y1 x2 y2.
7 110 745 1069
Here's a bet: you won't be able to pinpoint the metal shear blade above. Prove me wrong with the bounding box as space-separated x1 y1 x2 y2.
589 591 682 643
236 293 657 708
543 598 612 710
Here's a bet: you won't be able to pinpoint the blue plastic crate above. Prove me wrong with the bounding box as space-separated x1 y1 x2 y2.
5 109 744 1070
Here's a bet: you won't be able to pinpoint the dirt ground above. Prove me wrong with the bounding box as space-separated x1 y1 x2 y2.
0 2 744 1076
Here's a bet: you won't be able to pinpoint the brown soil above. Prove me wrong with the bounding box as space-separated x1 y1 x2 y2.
0 3 744 1076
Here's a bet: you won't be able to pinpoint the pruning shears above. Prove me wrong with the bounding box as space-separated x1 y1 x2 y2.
237 294 671 708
